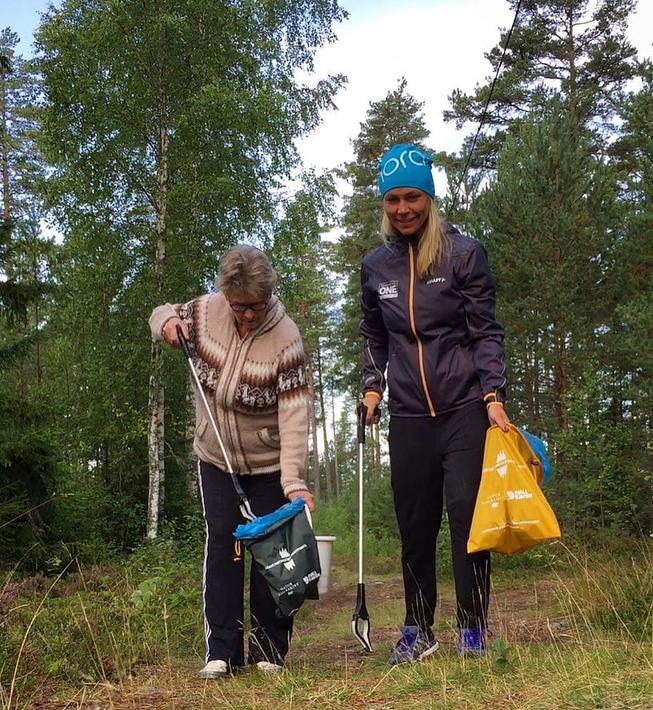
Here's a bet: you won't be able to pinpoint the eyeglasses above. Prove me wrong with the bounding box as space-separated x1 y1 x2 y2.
229 300 269 313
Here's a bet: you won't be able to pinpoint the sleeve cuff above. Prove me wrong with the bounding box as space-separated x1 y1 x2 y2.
363 390 382 402
483 390 505 405
282 480 309 497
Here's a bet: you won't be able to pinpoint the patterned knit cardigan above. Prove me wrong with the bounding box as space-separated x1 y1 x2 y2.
149 293 310 496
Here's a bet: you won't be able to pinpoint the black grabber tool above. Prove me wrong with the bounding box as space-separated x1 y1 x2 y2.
176 325 255 521
352 403 372 653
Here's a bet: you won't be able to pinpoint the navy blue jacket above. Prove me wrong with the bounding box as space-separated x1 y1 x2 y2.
360 223 506 417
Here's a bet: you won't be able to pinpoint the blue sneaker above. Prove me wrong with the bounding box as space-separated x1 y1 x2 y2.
457 628 486 657
388 625 439 665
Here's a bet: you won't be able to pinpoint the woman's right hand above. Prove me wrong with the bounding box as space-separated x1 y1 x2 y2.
361 393 381 425
162 317 189 348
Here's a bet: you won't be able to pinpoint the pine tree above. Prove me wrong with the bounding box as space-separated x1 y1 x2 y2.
443 0 638 171
475 98 620 433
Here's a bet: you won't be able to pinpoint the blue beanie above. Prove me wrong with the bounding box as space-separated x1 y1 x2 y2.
378 144 435 198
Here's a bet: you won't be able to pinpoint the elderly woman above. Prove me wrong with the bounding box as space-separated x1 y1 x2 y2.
149 244 314 679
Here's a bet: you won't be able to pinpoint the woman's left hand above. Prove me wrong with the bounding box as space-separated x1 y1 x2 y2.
487 402 511 432
288 490 315 512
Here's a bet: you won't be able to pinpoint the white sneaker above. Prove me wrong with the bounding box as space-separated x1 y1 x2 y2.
256 661 283 673
198 659 228 679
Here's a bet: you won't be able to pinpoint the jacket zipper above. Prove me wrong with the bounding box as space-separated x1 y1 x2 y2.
408 243 436 417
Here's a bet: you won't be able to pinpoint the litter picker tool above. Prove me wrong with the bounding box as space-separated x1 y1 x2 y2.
351 403 372 652
176 324 255 520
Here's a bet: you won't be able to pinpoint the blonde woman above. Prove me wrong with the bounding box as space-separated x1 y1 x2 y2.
360 144 510 663
150 245 314 679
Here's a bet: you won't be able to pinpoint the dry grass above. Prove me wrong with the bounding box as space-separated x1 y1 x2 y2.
2 541 652 709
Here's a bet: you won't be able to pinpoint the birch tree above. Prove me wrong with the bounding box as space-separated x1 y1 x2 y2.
37 0 345 541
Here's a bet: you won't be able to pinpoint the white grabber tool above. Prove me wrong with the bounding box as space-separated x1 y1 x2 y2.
176 325 255 521
351 403 372 652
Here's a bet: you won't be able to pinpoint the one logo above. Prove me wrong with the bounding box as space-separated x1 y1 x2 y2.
496 450 507 478
279 547 296 571
426 277 446 285
380 149 428 183
378 280 399 300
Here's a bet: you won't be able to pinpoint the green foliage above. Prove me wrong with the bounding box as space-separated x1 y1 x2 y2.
313 477 400 571
0 541 204 701
551 361 652 532
271 169 337 354
31 0 347 549
474 99 619 428
444 0 639 167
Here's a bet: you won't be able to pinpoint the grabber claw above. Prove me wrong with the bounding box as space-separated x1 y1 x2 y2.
352 582 372 652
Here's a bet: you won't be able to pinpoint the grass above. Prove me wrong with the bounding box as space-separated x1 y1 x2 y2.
1 536 651 708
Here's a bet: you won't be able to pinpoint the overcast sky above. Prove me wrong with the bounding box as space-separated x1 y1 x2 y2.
5 0 653 197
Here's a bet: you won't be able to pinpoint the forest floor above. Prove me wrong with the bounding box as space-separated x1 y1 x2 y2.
24 557 653 710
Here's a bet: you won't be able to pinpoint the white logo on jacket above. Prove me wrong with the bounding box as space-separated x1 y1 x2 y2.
378 280 398 299
426 277 446 285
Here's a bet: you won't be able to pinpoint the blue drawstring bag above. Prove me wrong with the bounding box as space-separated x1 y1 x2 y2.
519 429 551 484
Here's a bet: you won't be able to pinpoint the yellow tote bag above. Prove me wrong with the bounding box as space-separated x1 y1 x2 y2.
467 425 561 554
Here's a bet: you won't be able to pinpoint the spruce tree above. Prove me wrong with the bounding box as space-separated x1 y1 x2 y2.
0 30 58 563
270 170 337 499
335 79 430 396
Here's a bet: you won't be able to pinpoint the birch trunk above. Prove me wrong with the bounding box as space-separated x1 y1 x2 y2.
147 340 165 539
146 83 168 539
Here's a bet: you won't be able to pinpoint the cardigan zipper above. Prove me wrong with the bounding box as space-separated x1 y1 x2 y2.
408 243 436 417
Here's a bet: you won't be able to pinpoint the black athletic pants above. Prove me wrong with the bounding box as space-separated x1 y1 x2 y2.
198 460 292 668
389 401 490 632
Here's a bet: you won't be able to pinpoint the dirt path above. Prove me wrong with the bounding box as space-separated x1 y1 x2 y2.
292 572 571 668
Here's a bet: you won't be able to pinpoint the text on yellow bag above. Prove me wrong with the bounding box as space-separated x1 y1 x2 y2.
467 426 561 555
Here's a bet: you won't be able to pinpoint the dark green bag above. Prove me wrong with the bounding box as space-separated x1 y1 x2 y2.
234 497 321 618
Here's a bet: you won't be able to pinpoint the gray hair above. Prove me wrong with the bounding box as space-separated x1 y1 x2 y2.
217 244 277 300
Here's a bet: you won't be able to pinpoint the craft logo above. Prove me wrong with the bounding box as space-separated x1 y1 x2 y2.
378 280 399 300
496 450 508 478
303 571 320 584
278 547 296 571
426 277 446 285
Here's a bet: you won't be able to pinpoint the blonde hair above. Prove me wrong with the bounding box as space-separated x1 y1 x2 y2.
218 244 277 300
381 199 449 278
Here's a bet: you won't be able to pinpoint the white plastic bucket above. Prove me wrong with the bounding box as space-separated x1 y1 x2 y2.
315 535 336 595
